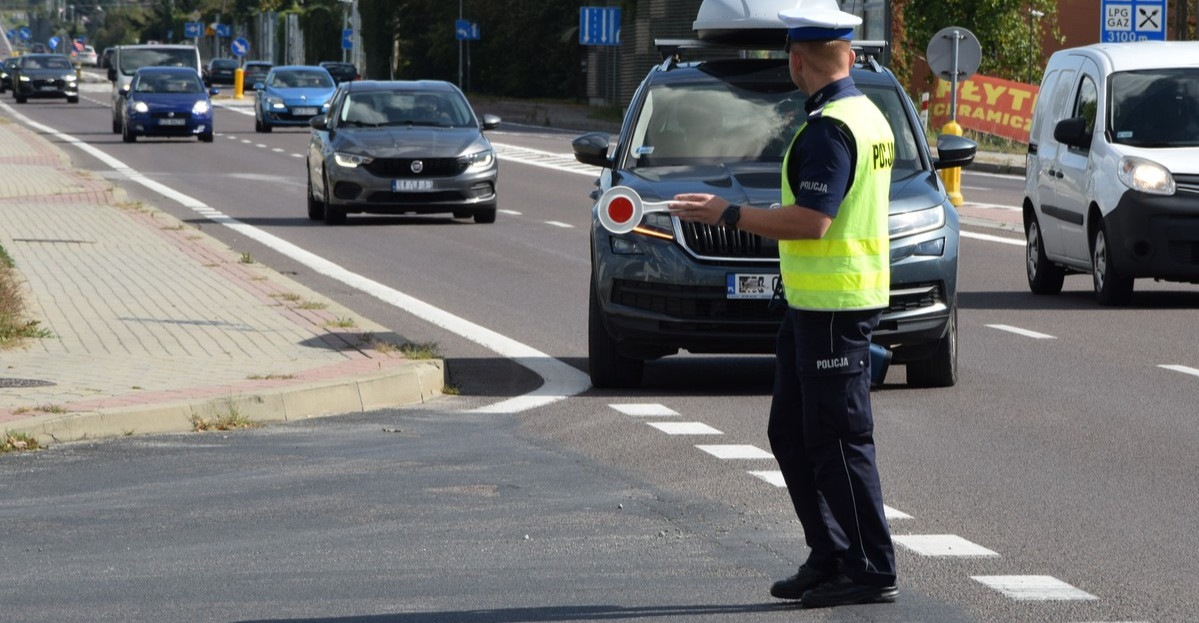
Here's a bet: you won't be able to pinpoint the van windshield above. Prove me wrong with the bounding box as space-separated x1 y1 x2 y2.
627 81 922 178
1110 68 1199 147
119 48 199 76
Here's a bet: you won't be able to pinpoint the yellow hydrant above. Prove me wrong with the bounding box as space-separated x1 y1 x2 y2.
939 120 964 207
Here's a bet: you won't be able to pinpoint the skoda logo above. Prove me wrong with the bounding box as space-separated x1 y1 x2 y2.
411 160 424 174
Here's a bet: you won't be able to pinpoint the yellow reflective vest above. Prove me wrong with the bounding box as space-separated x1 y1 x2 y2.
779 94 894 311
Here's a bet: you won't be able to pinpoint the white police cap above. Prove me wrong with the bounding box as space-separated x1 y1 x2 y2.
779 0 862 42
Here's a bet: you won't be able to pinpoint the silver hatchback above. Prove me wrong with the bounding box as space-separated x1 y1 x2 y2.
306 80 500 225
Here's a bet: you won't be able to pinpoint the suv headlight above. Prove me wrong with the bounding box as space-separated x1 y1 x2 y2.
1118 156 1175 195
333 151 373 168
889 205 945 238
462 149 495 170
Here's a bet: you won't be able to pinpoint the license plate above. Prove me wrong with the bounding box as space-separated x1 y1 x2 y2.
727 273 779 299
292 107 318 116
158 118 187 126
392 179 434 192
39 85 58 91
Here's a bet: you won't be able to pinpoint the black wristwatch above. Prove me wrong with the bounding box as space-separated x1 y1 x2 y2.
721 204 742 229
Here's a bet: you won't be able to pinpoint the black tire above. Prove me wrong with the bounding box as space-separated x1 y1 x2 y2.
1026 214 1064 294
473 204 497 224
121 122 136 143
322 174 345 225
1092 221 1133 306
199 132 213 143
588 276 643 389
306 166 325 220
15 95 25 104
907 302 958 388
112 116 121 134
67 96 79 104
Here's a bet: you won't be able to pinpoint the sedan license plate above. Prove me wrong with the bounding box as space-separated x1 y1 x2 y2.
158 118 187 126
727 273 778 299
292 107 318 116
392 179 434 192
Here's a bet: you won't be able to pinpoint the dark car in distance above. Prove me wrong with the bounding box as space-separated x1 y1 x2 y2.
10 54 79 104
242 61 272 91
0 57 19 93
203 58 239 86
319 61 360 85
306 80 501 225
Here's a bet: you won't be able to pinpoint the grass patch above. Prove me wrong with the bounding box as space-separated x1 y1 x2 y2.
270 292 303 302
325 317 356 329
297 301 326 310
2 432 42 453
0 245 54 349
189 403 261 431
399 341 441 360
238 252 255 264
246 373 295 381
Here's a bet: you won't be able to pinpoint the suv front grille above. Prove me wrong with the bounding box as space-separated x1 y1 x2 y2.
365 158 467 178
612 279 782 322
885 282 944 314
679 222 778 259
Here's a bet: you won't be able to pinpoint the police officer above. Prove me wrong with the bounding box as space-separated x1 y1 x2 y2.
668 0 898 609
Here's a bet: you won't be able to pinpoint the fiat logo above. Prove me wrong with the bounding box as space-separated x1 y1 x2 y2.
410 160 424 174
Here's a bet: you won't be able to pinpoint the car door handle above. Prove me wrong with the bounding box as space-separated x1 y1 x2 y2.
1047 169 1063 179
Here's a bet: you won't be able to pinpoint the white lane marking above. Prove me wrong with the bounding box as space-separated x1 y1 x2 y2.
972 575 1098 601
491 142 599 177
961 230 1024 246
545 221 573 229
500 209 522 216
647 422 722 435
272 147 284 153
962 201 1021 211
987 324 1056 339
747 470 912 519
695 444 773 460
893 534 1000 557
1159 364 1199 378
610 403 678 417
2 102 590 415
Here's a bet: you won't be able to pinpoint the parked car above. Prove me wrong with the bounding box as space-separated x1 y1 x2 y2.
241 60 272 91
118 67 216 143
203 57 239 86
70 44 98 67
10 54 79 104
253 65 337 132
319 61 360 85
572 0 975 388
0 57 19 93
1023 41 1199 305
109 44 203 134
306 80 501 225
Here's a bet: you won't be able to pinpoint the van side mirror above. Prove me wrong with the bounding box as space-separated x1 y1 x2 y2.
572 132 612 168
1053 117 1092 149
932 134 977 170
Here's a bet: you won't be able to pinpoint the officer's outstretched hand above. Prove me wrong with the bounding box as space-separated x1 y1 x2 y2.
669 193 729 226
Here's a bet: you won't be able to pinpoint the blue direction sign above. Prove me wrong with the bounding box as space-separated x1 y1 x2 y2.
454 20 480 41
19 26 31 40
184 22 202 38
215 23 232 38
1101 0 1166 42
579 7 621 46
231 37 249 57
342 29 353 50
48 35 60 50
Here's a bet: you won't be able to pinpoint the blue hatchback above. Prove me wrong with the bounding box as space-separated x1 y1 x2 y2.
253 65 336 132
120 67 216 143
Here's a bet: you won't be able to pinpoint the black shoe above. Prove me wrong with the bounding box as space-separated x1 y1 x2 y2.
769 564 837 600
800 574 898 608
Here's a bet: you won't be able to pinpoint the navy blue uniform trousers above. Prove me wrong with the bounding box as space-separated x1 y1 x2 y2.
768 307 897 587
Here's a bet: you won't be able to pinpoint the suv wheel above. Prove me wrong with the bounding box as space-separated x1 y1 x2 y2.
588 277 643 389
906 302 957 388
1092 221 1133 305
1026 215 1064 294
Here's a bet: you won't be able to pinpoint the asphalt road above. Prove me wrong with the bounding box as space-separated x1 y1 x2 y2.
3 74 1199 623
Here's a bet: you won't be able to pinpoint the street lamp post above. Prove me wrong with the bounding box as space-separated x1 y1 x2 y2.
1028 8 1044 84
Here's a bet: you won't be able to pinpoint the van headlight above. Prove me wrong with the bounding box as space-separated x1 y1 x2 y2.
889 205 945 238
1118 156 1175 195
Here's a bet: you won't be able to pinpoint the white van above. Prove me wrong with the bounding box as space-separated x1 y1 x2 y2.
108 44 202 134
1023 41 1199 305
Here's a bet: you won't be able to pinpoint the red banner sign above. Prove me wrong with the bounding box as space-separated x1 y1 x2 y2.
929 74 1040 143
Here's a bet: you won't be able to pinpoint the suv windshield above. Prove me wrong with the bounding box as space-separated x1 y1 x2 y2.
626 79 921 178
119 48 198 75
1110 68 1199 147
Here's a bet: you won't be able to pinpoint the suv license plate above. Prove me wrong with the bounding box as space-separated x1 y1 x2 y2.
292 107 318 116
727 273 778 299
392 179 433 192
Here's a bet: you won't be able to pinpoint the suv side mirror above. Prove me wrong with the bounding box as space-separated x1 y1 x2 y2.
932 134 977 170
1053 117 1092 149
480 114 501 130
572 132 612 168
309 115 327 130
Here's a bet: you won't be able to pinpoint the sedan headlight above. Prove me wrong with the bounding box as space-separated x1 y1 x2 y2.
462 149 495 170
333 151 373 168
133 101 149 113
192 100 211 115
18 75 30 82
889 205 945 238
1118 156 1175 195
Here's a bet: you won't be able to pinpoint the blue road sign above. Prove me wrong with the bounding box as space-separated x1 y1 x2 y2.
579 7 621 46
455 20 480 41
1101 0 1166 42
215 23 232 38
184 22 202 38
342 29 353 50
19 26 31 40
48 35 60 50
231 37 249 57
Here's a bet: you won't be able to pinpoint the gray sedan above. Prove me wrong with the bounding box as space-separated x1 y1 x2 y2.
306 80 500 225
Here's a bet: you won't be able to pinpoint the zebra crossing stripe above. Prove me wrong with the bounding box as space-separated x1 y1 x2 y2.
972 575 1098 601
610 403 679 417
893 534 999 557
647 422 722 435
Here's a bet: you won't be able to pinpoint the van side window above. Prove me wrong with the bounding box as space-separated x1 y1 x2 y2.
1073 75 1099 142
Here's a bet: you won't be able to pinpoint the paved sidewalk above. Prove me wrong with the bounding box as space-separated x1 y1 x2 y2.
0 111 443 444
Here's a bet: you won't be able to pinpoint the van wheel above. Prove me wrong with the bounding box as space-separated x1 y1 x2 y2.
907 302 958 388
588 276 643 389
1092 222 1133 306
1026 215 1064 294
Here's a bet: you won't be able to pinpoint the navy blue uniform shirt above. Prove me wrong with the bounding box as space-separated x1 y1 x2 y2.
786 77 861 218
